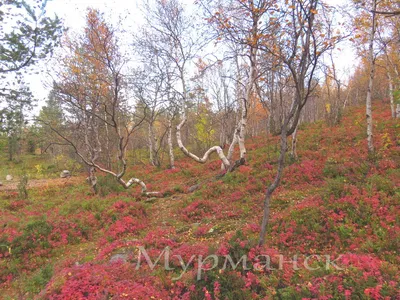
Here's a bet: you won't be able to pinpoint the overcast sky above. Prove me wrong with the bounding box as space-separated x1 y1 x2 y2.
28 0 144 113
28 0 356 115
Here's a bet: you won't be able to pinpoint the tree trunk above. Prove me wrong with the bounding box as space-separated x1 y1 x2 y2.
387 70 395 118
259 124 288 246
291 125 298 160
88 166 98 194
238 44 257 161
177 116 231 170
238 96 248 161
366 0 377 154
167 117 175 169
148 121 160 167
8 137 13 161
221 127 238 171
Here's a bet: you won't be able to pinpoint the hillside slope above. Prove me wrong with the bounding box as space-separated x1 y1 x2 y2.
0 103 399 299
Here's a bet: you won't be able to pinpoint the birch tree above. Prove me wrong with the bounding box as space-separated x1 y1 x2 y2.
257 0 343 245
140 0 239 172
375 1 400 118
41 9 154 194
365 0 378 154
200 0 268 168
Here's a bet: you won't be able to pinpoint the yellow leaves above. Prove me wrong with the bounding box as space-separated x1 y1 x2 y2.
381 132 392 150
71 65 80 75
325 103 331 114
310 9 318 14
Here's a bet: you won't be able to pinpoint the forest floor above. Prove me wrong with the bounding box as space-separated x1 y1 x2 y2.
0 177 83 192
0 102 399 299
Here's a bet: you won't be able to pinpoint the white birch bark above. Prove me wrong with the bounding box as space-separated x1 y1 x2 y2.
167 117 175 169
148 121 159 167
221 127 238 171
387 70 395 118
176 115 231 170
291 125 298 160
366 0 377 154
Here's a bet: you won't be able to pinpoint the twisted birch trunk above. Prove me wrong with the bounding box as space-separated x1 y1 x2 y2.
176 115 231 170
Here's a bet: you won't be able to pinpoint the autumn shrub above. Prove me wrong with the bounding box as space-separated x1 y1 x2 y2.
367 174 396 196
72 212 100 240
103 200 148 240
106 215 146 239
200 180 225 199
48 219 86 247
25 264 53 294
194 224 212 237
6 200 27 211
222 171 247 186
45 262 171 299
164 167 181 175
377 158 397 172
141 228 177 249
105 200 147 222
290 205 326 234
80 198 107 213
173 184 184 193
323 158 343 178
11 219 52 256
386 168 400 185
226 230 257 267
285 159 323 185
331 254 399 299
324 177 349 199
188 232 267 299
190 270 251 300
181 200 215 222
275 286 313 299
224 189 242 203
58 194 109 216
97 174 125 196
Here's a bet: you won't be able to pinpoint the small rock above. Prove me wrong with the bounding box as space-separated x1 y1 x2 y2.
188 184 200 193
110 253 129 264
0 181 3 186
60 170 71 178
6 175 13 181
